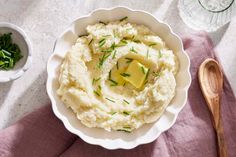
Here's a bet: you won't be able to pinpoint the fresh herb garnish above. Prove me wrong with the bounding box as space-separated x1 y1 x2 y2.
145 68 150 80
117 129 131 133
159 51 162 58
88 39 93 45
79 34 87 37
123 126 131 129
93 90 100 96
149 43 157 47
111 112 117 115
99 21 107 25
109 70 111 79
130 47 138 53
98 38 106 47
105 97 115 103
120 39 128 44
112 50 117 59
108 79 118 86
141 66 146 74
119 16 128 21
123 111 130 115
92 77 101 85
0 33 22 70
120 73 130 77
123 99 130 105
116 61 119 69
101 49 113 53
133 39 141 43
125 57 133 63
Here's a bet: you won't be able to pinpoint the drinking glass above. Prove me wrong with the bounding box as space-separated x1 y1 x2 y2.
178 0 236 31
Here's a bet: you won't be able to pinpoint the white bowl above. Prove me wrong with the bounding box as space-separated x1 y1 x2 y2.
0 22 32 82
47 7 191 149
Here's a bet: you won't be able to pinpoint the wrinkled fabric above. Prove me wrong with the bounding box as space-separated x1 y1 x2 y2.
0 33 236 157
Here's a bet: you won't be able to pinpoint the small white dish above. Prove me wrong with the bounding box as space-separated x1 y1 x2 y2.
47 7 191 149
0 22 32 82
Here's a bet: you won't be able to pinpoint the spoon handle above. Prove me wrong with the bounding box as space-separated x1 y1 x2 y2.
215 117 228 157
209 97 228 157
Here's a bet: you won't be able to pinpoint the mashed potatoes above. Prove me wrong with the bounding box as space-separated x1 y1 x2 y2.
57 18 178 132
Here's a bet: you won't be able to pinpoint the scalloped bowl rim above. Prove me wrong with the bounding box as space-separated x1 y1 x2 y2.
46 6 191 150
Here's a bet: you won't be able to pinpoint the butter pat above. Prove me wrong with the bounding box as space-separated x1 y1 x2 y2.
123 60 148 88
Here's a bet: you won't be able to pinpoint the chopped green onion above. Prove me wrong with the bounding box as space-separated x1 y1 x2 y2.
119 16 128 21
99 21 107 25
79 34 87 37
101 49 113 53
117 129 131 133
141 66 146 74
149 43 157 46
108 79 118 86
145 68 150 80
88 39 93 45
159 51 162 58
98 38 106 47
112 50 117 59
116 61 119 69
123 111 130 115
109 70 111 79
92 77 101 85
93 90 100 96
123 99 130 105
120 73 130 77
111 112 117 115
130 47 138 53
133 40 141 43
125 57 133 63
105 97 115 103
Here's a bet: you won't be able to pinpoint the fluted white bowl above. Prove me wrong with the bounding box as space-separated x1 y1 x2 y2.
46 7 191 150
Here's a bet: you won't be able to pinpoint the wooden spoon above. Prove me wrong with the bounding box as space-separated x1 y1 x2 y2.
198 58 228 157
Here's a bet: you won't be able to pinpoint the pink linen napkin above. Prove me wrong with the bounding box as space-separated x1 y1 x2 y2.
0 32 236 157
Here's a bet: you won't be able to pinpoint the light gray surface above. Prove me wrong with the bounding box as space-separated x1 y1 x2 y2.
0 0 235 129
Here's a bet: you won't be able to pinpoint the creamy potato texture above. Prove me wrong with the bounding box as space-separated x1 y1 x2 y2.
57 18 178 132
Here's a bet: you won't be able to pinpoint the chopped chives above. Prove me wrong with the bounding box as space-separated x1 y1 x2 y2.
159 51 162 58
120 39 128 44
105 97 115 103
123 111 130 115
88 39 93 45
133 40 141 43
101 49 113 53
98 38 106 47
109 70 111 79
130 47 138 53
149 43 157 46
123 99 130 105
145 68 150 80
108 79 118 86
92 77 101 85
141 66 146 74
111 112 117 115
123 126 131 129
117 129 131 133
125 57 133 63
93 90 100 96
99 21 107 25
119 16 128 21
116 61 119 69
112 50 117 59
120 73 130 77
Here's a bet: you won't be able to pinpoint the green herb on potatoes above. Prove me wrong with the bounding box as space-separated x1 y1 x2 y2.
0 33 23 70
119 16 128 21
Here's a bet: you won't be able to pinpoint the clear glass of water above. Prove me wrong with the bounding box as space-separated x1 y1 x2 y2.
178 0 236 32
